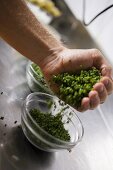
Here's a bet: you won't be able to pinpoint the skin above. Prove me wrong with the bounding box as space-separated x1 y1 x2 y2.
0 0 113 112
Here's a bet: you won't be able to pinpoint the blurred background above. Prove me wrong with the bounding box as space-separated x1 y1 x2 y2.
27 0 113 67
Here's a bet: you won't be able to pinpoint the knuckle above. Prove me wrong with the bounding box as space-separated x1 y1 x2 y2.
91 48 102 58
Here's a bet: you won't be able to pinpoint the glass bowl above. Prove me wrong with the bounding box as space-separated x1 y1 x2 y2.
21 92 84 152
26 61 53 94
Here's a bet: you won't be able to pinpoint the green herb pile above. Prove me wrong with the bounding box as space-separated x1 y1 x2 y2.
30 108 70 141
53 67 101 107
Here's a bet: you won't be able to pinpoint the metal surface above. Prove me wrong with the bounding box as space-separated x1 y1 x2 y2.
50 0 99 49
0 39 113 170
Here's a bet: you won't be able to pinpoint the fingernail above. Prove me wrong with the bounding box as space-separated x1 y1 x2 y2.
102 68 106 75
91 94 98 103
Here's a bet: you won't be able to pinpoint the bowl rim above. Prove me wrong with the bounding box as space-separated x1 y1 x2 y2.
27 61 52 93
28 61 44 80
23 92 84 147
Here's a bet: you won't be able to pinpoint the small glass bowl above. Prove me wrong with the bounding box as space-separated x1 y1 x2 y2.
21 92 84 152
26 61 53 94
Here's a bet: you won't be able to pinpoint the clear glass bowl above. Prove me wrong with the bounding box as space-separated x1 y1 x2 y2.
26 61 53 94
21 92 84 152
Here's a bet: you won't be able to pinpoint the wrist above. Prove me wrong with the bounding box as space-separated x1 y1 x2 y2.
38 45 66 70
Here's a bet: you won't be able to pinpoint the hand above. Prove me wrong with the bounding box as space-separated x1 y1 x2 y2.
41 48 113 112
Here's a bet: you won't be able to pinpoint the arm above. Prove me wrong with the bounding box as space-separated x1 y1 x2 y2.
0 0 63 67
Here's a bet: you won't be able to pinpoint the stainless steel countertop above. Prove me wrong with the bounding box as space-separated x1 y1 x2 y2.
0 39 113 170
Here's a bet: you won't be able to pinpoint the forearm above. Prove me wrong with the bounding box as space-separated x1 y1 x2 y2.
0 0 63 67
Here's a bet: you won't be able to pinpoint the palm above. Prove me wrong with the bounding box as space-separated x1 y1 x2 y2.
42 48 113 112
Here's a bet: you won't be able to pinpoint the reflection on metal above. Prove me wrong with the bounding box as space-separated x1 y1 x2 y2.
50 0 99 49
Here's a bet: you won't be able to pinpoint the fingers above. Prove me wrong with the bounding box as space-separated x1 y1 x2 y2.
77 97 90 112
93 82 107 103
77 91 100 112
89 77 113 108
100 77 113 95
101 65 112 78
78 49 113 111
77 77 113 112
88 91 100 109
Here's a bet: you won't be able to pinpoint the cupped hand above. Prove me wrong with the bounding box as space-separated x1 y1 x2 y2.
41 48 113 112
